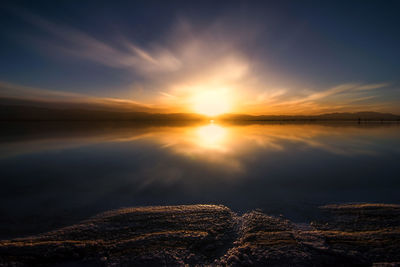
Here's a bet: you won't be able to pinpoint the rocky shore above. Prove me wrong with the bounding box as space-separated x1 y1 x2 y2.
1 203 399 266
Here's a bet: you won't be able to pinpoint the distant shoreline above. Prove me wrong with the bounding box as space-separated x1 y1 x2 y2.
1 99 400 122
1 118 400 122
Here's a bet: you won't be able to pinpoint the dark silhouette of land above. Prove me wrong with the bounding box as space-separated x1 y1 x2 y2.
219 112 400 122
0 97 205 122
1 97 399 122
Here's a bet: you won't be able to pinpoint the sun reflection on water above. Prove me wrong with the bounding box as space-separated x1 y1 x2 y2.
2 123 396 170
196 124 227 150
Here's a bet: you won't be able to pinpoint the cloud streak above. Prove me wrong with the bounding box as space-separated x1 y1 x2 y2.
21 11 181 74
247 82 396 114
0 81 162 112
6 8 400 115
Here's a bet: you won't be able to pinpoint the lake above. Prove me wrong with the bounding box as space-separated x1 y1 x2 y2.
1 121 400 238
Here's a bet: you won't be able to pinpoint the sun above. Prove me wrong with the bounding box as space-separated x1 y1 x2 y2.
191 90 231 116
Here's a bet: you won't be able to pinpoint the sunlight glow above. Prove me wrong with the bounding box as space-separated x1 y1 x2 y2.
191 90 231 116
196 124 227 149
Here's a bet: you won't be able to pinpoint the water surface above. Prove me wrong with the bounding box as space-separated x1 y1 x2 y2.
1 121 400 238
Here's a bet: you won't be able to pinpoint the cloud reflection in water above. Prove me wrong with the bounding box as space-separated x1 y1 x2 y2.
1 122 400 238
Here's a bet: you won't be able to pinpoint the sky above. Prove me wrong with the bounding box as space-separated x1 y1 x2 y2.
1 0 400 115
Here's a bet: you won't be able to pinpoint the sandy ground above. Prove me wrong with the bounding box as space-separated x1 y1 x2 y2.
1 203 399 266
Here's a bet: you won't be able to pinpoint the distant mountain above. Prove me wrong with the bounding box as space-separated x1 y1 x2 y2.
0 98 206 121
0 98 399 121
218 112 400 121
0 105 207 121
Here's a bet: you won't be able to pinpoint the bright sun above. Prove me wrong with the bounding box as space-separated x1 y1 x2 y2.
191 90 231 116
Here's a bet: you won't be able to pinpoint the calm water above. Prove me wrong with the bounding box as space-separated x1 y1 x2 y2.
1 121 400 238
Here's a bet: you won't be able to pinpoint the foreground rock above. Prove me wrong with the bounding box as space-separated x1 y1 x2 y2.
0 203 399 266
314 204 400 266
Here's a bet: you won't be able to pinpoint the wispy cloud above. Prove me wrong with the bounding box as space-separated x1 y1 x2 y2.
17 10 251 105
0 81 162 112
247 82 395 114
17 9 182 74
6 8 400 114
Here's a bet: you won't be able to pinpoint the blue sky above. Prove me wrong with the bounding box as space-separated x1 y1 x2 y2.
1 0 399 114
